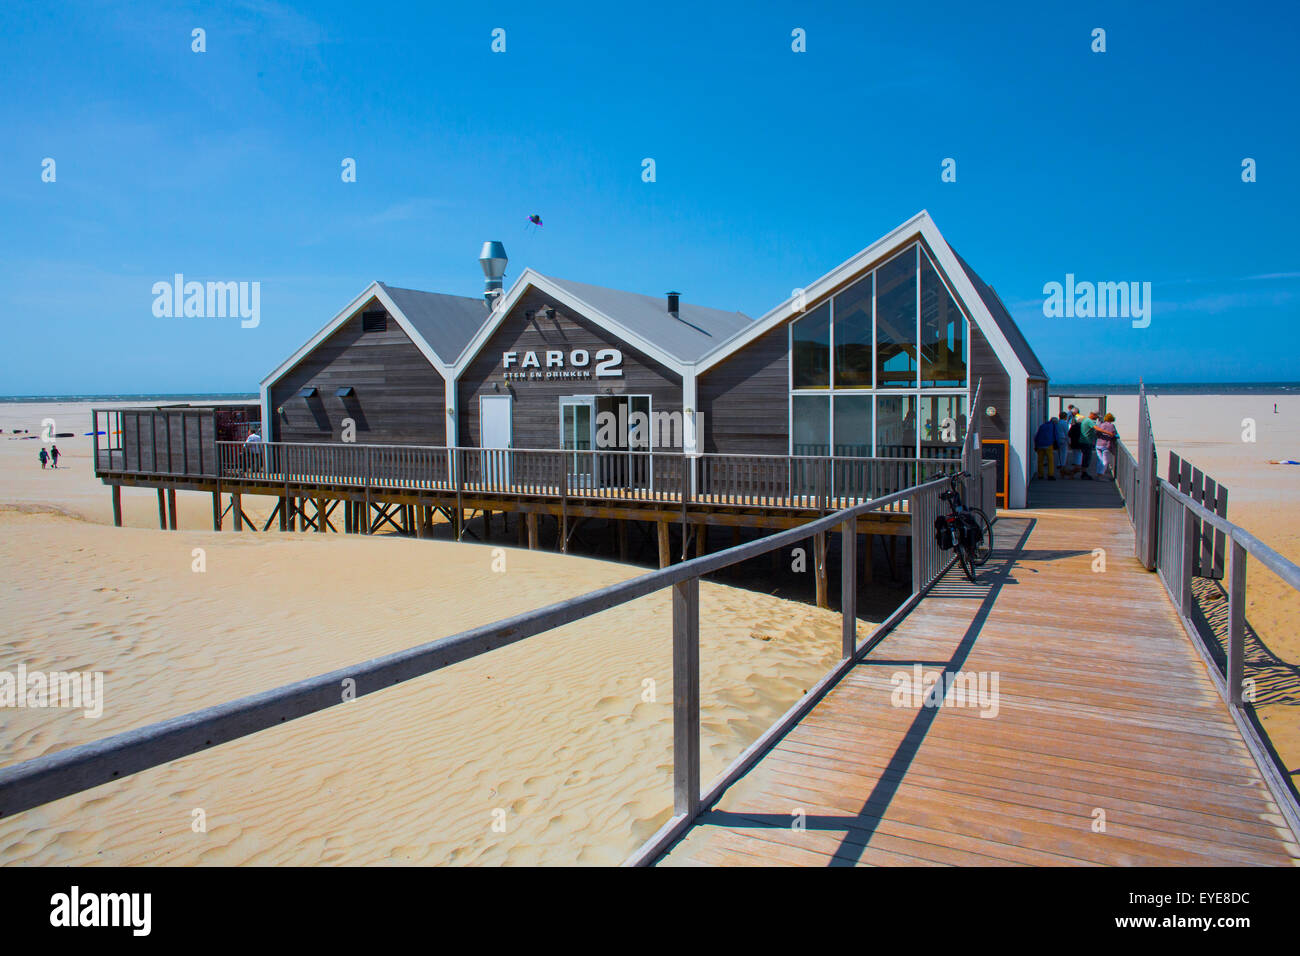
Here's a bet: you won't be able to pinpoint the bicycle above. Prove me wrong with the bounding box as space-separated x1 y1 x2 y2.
934 470 994 583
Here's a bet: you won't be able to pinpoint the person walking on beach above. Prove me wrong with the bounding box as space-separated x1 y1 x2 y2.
38 447 48 469
1093 413 1119 480
1034 418 1057 480
49 444 60 469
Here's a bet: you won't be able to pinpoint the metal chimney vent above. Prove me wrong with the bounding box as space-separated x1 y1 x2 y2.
479 241 508 306
666 291 680 317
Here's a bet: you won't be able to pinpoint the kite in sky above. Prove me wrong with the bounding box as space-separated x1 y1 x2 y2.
527 214 543 233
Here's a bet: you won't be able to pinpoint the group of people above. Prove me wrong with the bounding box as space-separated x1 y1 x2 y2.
37 444 61 469
1033 404 1119 482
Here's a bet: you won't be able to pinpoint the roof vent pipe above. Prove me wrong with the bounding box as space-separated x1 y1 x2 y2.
479 241 508 307
666 291 680 317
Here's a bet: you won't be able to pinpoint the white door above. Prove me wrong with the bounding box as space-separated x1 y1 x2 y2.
480 394 512 486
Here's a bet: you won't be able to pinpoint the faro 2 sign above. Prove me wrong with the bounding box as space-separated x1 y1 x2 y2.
502 348 623 381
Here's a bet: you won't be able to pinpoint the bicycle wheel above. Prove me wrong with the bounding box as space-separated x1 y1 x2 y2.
968 508 994 566
955 540 977 583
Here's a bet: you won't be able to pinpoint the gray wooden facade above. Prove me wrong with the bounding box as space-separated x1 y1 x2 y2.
268 300 449 446
457 287 683 450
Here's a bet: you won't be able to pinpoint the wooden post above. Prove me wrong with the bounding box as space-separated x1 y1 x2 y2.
672 576 701 818
526 512 538 550
658 521 671 569
618 520 629 561
156 489 167 529
415 504 426 539
112 485 123 528
317 498 327 533
211 491 221 531
814 532 828 609
1181 503 1195 619
233 493 243 531
696 524 706 558
841 521 856 658
910 494 922 597
279 496 289 531
167 489 177 530
483 509 491 539
518 511 528 547
1228 539 1246 706
1212 484 1229 580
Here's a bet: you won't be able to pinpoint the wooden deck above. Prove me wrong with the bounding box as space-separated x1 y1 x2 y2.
655 476 1300 866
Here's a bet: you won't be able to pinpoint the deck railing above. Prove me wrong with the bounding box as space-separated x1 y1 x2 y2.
97 430 964 513
1114 385 1300 838
0 468 983 864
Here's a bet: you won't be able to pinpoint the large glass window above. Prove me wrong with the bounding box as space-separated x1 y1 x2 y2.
875 247 918 388
921 251 967 387
875 395 917 457
919 395 966 459
833 395 872 457
832 274 872 388
792 395 830 456
791 302 830 389
788 242 969 465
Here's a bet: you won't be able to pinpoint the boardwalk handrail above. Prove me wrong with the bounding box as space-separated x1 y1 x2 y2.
1112 386 1300 839
0 471 973 862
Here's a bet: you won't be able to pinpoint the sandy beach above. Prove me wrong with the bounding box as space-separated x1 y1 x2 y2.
0 401 861 865
0 395 1296 865
1104 392 1300 778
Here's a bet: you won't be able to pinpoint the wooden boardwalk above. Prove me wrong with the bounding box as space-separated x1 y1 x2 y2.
656 476 1300 866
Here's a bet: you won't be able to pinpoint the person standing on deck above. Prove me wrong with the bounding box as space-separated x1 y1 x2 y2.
1093 414 1118 480
1053 411 1070 472
1033 418 1057 481
1078 413 1098 480
1064 414 1083 477
243 428 263 474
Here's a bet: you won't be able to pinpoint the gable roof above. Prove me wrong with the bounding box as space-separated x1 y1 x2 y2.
541 275 752 364
948 250 1048 380
451 268 752 377
695 211 1042 389
377 283 491 367
261 281 493 392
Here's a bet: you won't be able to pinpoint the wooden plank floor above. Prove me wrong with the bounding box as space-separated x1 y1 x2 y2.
656 476 1300 866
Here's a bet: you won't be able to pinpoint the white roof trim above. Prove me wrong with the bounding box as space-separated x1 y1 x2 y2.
259 281 455 391
449 268 690 378
693 210 1030 385
694 211 929 373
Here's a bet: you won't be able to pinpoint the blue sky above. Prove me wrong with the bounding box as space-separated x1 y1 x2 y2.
2 0 1297 393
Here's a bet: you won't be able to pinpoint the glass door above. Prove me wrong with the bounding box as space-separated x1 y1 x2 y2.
560 396 595 489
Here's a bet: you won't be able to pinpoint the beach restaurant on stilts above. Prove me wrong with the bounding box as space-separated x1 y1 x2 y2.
254 210 1045 506
93 210 1048 568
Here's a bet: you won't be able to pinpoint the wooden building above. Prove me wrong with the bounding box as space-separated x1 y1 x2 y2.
252 209 1045 507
